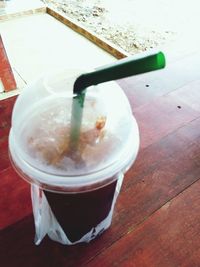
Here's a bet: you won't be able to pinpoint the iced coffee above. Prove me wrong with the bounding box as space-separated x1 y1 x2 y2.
9 70 139 244
24 97 121 242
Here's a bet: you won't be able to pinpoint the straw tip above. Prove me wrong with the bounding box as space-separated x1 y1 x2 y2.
157 51 166 69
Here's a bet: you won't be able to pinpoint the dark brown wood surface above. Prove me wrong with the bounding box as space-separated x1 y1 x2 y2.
1 50 200 267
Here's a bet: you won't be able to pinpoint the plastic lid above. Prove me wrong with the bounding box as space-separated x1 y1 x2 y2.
9 69 139 191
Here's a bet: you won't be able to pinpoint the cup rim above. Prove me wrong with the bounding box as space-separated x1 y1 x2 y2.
9 116 139 192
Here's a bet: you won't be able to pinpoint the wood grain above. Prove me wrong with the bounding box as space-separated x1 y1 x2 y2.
0 96 16 172
0 167 31 229
0 96 32 229
134 93 199 149
118 52 200 108
0 19 200 267
0 35 17 92
1 103 200 266
85 179 200 267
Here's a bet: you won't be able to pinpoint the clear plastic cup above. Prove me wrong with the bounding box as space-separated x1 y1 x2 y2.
9 69 139 245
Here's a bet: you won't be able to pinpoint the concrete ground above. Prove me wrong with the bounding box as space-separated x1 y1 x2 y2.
0 0 115 97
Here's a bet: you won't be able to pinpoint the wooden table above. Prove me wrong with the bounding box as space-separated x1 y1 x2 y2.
1 50 200 267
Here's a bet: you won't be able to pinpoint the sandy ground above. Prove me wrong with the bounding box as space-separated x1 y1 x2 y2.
42 0 200 55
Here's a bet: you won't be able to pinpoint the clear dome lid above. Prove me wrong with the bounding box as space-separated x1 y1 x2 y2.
9 69 139 191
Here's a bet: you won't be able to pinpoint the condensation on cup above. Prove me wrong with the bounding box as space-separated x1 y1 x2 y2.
9 69 139 245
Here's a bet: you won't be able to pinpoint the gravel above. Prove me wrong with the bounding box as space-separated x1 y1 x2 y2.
42 0 176 55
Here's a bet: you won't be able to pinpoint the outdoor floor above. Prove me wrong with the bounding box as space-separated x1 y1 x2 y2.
0 0 115 98
1 1 200 266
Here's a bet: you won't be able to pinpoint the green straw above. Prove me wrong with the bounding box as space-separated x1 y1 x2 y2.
70 51 166 149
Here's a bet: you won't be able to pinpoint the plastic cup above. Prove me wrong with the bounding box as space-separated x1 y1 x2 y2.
9 69 139 245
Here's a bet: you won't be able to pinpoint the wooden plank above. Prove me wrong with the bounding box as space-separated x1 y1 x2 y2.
0 35 17 92
0 4 200 267
169 79 200 112
0 96 16 150
118 52 200 108
0 50 200 267
84 179 200 267
122 117 200 193
0 97 13 172
0 167 32 229
0 69 25 100
0 7 46 21
0 138 10 174
47 7 128 59
0 88 21 101
0 97 32 229
0 215 49 267
1 115 199 266
0 68 25 99
0 70 198 226
134 94 199 150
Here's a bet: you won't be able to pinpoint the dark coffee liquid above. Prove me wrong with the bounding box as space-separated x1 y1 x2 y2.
44 180 117 243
